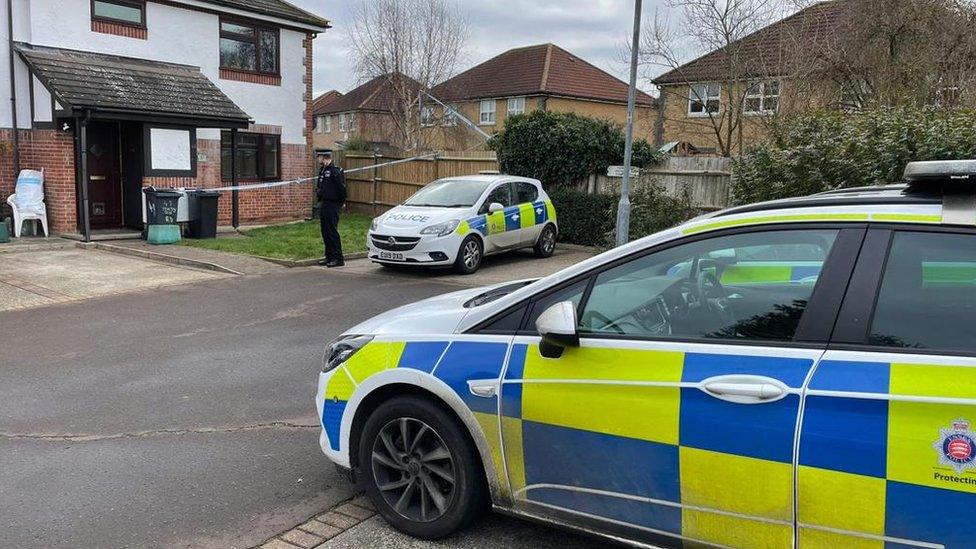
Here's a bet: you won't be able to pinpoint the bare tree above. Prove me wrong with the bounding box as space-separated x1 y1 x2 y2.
641 0 788 155
347 0 468 151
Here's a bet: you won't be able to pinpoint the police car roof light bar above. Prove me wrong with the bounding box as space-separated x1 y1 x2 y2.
903 160 976 186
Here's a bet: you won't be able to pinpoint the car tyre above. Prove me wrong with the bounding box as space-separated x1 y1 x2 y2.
358 396 487 540
453 235 483 275
533 224 557 258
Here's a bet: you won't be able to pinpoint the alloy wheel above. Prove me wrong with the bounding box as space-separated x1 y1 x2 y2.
542 228 556 253
370 417 457 522
463 241 481 269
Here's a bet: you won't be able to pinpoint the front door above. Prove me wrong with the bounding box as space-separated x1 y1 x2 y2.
498 226 860 548
86 122 122 229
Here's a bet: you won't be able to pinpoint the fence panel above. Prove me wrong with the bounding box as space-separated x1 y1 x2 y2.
333 151 499 213
597 156 733 211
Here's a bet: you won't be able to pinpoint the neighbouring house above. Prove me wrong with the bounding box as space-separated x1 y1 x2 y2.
312 90 343 153
428 43 658 150
313 73 423 156
0 0 329 238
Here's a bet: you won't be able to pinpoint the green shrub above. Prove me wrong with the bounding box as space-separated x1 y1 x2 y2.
549 182 698 247
732 107 976 205
548 187 616 247
490 111 664 187
628 181 698 240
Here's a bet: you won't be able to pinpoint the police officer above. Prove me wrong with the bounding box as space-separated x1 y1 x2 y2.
316 150 347 267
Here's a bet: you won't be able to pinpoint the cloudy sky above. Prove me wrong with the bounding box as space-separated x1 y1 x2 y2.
288 0 669 98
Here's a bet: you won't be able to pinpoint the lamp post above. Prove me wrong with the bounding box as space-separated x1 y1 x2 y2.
615 0 643 247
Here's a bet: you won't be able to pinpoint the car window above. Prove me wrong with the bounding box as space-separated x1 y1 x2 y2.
515 182 539 204
868 231 976 353
403 179 492 208
578 229 838 341
480 183 513 213
523 279 590 334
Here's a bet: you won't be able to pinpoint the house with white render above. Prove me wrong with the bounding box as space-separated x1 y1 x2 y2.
0 0 329 238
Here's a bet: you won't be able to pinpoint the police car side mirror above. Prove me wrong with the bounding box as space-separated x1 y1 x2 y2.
536 301 580 359
488 202 505 214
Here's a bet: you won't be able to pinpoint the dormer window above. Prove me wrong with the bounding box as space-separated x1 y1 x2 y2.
91 0 146 28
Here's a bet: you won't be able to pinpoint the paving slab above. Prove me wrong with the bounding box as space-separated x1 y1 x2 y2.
0 248 226 312
109 240 289 276
316 514 608 549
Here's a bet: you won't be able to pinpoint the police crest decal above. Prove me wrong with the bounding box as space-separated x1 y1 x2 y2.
934 419 976 474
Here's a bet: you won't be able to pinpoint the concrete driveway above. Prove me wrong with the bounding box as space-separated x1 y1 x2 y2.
0 246 227 312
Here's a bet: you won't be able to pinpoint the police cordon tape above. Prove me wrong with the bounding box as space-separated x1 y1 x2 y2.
202 152 443 193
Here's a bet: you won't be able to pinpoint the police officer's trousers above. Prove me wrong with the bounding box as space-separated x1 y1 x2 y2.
320 201 343 262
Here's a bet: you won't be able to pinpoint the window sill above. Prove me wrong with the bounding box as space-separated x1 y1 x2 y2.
219 68 281 87
686 112 720 118
91 20 148 39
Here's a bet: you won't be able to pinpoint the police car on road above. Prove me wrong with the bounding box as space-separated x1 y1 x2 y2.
367 175 557 274
318 160 976 547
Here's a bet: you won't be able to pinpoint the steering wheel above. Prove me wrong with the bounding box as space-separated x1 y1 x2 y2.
580 310 626 335
697 271 736 325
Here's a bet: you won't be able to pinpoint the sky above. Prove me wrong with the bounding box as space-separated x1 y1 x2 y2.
288 0 668 99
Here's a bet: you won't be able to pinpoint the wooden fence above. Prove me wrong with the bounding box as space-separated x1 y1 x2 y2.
595 156 733 211
333 150 732 213
333 150 499 214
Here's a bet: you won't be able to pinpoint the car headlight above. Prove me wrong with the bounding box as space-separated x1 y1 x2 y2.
322 334 374 373
370 217 382 231
419 219 460 237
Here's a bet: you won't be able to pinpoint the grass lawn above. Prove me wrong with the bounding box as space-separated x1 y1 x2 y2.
181 213 371 260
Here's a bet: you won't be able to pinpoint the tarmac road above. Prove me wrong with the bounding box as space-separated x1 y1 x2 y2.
0 269 459 548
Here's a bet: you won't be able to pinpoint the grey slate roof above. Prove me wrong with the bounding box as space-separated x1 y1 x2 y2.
199 0 330 29
15 44 251 125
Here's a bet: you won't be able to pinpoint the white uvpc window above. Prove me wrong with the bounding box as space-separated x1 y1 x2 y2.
443 105 459 127
315 116 325 133
421 106 436 127
507 97 525 116
480 100 496 125
689 83 721 116
744 81 780 115
324 115 332 133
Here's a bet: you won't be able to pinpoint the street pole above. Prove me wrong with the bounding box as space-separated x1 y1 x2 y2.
616 0 643 247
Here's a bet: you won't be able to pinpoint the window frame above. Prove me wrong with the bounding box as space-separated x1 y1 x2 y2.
471 223 866 345
743 80 780 116
443 105 460 127
220 131 281 182
219 17 280 76
420 105 436 127
688 83 721 117
480 100 496 125
832 224 976 357
507 97 526 117
91 0 146 28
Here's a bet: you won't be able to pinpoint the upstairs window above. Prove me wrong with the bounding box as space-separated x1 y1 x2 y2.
689 83 720 116
507 97 525 117
220 19 279 75
744 81 779 115
480 100 496 125
91 0 146 27
324 115 332 133
443 105 460 127
220 132 280 181
421 106 436 127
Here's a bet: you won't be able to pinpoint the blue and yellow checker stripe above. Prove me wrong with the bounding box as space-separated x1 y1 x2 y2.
500 342 817 548
457 200 556 237
799 357 976 548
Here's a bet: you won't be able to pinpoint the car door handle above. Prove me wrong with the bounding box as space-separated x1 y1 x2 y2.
701 375 789 404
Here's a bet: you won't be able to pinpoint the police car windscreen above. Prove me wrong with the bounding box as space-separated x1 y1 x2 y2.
404 179 492 208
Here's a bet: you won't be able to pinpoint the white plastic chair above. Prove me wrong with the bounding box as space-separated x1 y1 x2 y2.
6 193 49 238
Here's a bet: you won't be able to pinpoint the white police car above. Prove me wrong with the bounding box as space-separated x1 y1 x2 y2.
319 160 976 547
367 175 557 274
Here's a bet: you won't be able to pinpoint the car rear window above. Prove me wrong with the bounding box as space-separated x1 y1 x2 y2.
869 231 976 353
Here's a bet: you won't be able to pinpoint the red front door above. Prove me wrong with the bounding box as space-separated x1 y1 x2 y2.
86 122 123 229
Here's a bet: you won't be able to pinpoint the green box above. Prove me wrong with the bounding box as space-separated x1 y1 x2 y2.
147 224 181 245
0 218 9 244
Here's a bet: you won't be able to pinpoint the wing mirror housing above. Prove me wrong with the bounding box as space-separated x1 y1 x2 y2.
488 202 505 214
535 301 580 359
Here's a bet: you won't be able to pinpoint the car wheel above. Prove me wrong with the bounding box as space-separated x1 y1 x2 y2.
358 396 487 539
453 236 483 275
533 224 557 258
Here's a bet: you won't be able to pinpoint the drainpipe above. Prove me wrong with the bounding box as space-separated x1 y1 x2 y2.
6 0 21 175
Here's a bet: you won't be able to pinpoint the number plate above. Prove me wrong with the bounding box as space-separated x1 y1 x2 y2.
379 251 405 261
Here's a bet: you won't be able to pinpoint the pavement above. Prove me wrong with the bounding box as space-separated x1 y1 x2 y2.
0 241 602 548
